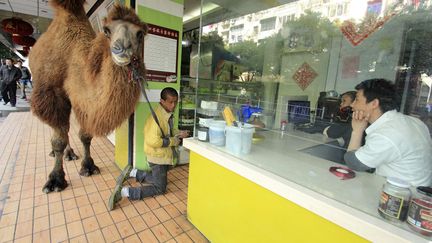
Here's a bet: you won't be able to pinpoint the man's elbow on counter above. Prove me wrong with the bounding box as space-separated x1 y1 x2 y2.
344 151 373 171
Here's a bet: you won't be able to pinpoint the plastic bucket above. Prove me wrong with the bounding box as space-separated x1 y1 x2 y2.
225 124 255 155
209 120 226 146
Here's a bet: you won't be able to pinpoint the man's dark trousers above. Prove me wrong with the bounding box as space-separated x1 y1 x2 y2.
1 81 17 106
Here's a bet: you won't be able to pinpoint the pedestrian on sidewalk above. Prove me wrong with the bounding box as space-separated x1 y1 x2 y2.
16 60 32 99
0 58 22 107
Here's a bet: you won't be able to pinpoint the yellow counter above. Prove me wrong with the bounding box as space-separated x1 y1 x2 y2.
184 132 427 243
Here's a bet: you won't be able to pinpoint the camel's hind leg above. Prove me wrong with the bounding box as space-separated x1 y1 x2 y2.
43 126 69 193
78 130 100 176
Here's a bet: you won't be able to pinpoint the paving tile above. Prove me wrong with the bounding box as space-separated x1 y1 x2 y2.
33 215 50 233
186 228 209 243
121 204 138 219
144 198 160 210
16 208 33 223
164 204 181 218
116 219 134 238
128 215 147 233
33 195 48 207
174 232 193 243
64 208 81 223
0 211 17 228
137 229 159 243
95 212 113 228
153 207 171 223
50 211 66 227
67 221 84 238
101 225 121 243
150 224 172 242
50 225 68 243
33 229 50 243
163 219 183 237
141 211 160 228
82 216 99 234
174 216 194 232
19 197 34 210
69 235 87 243
154 195 171 207
78 204 94 219
0 225 15 242
91 201 106 215
14 220 32 239
123 234 141 243
13 235 32 243
33 204 48 219
109 209 126 222
86 229 104 243
62 198 77 210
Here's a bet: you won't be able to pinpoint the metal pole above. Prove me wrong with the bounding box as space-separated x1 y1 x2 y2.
400 42 416 114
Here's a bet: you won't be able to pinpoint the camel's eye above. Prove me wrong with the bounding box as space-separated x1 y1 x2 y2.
103 27 111 37
137 31 144 41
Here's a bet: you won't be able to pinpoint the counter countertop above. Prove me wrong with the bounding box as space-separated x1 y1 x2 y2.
183 130 429 243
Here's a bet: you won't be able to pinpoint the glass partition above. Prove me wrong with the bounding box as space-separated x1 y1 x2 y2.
185 0 432 238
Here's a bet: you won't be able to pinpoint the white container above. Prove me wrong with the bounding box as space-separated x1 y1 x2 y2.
209 120 226 146
199 118 214 127
225 124 255 155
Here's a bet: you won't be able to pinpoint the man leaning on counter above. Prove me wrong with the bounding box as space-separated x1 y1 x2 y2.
344 78 432 186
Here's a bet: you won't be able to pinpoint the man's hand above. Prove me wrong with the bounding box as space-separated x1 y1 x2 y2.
177 130 189 139
351 110 369 133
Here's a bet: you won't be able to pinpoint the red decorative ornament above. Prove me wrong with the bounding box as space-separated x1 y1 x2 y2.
12 35 36 46
1 18 34 36
340 14 394 46
292 62 318 91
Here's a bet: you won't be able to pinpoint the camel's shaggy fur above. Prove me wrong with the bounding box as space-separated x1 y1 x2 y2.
29 0 147 193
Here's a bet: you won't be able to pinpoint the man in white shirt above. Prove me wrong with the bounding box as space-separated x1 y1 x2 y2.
344 79 432 186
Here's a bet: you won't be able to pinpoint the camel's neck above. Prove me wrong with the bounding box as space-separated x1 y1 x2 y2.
78 33 142 135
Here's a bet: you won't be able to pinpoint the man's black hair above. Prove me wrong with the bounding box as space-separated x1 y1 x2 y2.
355 79 399 113
341 91 356 102
161 87 178 100
5 57 13 61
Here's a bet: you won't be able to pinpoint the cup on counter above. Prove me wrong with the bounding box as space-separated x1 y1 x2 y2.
208 120 226 146
225 123 255 155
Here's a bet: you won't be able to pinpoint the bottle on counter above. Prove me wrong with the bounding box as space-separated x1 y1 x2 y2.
378 177 411 222
280 120 287 137
407 186 432 236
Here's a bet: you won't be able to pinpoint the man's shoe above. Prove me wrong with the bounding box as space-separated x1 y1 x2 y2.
11 104 16 107
21 96 26 99
3 101 8 105
116 164 132 185
108 184 123 211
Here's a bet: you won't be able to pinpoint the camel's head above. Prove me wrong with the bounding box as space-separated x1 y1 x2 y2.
103 4 148 66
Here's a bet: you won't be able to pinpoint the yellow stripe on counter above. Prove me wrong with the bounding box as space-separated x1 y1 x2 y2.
187 152 369 243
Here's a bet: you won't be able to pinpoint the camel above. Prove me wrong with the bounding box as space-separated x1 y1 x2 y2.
29 0 148 193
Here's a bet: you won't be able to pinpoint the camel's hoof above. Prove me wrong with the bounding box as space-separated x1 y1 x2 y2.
42 172 68 193
49 151 55 157
79 158 100 177
64 149 79 161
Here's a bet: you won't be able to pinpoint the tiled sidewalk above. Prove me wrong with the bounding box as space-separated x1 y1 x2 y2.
0 113 208 243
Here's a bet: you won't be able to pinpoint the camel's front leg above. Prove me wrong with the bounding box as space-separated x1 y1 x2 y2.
79 130 100 176
49 142 79 161
43 127 69 193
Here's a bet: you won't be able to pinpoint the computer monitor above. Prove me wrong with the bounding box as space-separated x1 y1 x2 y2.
316 97 340 121
288 100 311 124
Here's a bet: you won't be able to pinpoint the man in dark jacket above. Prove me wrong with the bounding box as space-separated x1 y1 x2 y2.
0 58 22 107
